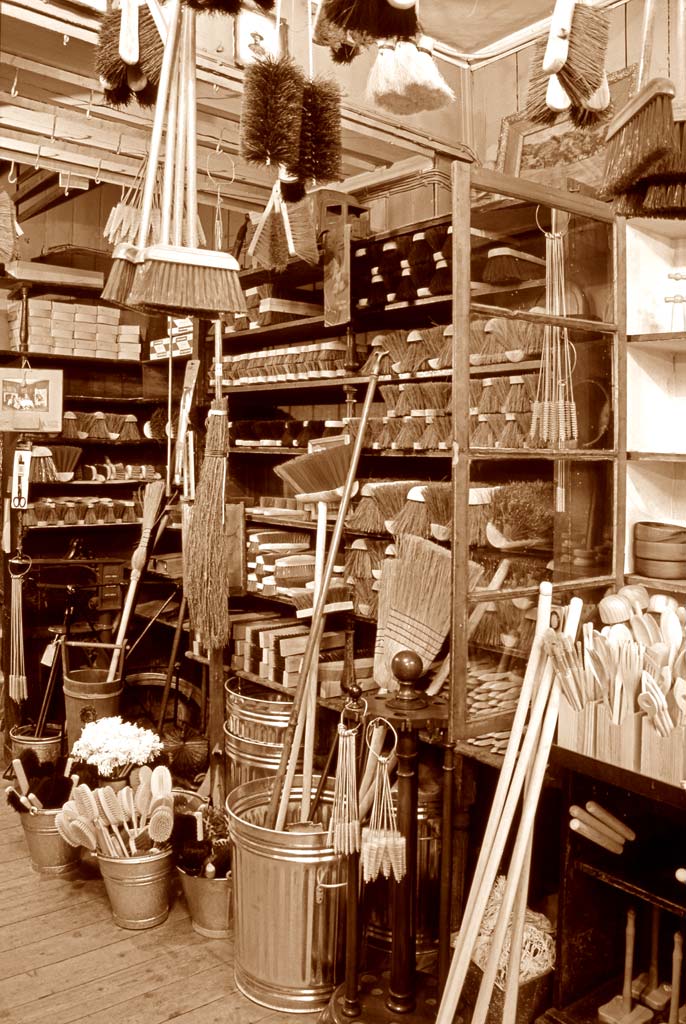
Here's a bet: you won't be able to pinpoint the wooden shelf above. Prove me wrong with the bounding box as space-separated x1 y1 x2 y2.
625 573 686 593
24 520 143 530
224 374 356 394
47 437 165 446
238 257 323 291
230 446 307 455
470 448 617 460
550 746 686 809
577 860 686 918
628 331 686 353
0 351 140 366
222 315 344 349
627 451 686 461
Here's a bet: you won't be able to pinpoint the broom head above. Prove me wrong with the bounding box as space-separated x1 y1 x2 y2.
101 243 144 306
602 78 677 197
127 245 247 315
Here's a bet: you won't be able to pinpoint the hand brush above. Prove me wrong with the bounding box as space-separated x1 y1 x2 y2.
322 0 418 39
602 0 676 198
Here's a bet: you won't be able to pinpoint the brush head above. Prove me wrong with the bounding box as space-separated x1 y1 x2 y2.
240 55 305 168
323 0 418 39
331 42 361 63
182 0 242 9
295 77 342 184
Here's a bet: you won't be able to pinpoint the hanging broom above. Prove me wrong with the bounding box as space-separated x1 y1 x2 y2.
129 9 246 315
602 0 676 198
102 0 183 306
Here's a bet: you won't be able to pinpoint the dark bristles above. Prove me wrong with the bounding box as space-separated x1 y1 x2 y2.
556 5 609 106
171 812 200 852
424 224 448 254
181 0 242 10
331 42 361 64
18 747 42 781
239 55 305 168
210 843 232 878
323 0 418 38
6 789 28 814
279 177 307 203
567 103 610 130
295 77 343 184
379 246 402 281
254 0 275 8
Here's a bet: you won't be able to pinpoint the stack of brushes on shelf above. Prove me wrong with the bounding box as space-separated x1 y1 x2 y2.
344 538 386 619
469 374 538 449
353 223 451 311
346 479 422 535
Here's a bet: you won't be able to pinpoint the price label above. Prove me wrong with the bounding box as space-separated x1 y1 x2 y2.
40 641 57 668
11 448 31 510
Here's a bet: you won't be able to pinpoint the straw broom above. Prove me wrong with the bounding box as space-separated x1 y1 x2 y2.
107 479 167 683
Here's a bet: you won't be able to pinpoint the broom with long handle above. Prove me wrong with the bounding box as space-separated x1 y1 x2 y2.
103 0 182 304
107 479 167 683
299 499 328 822
265 350 385 831
434 580 553 1024
469 604 583 1024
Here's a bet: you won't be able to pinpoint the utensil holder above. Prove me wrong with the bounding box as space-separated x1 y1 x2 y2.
557 699 597 757
640 720 686 786
595 707 642 773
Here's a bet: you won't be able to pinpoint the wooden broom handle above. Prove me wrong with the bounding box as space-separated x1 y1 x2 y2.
185 7 199 249
677 0 686 106
137 0 182 249
173 10 189 248
160 50 179 247
264 351 385 831
638 0 657 91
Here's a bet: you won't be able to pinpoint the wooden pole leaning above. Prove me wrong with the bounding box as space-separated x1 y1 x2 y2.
264 350 385 831
435 580 553 1024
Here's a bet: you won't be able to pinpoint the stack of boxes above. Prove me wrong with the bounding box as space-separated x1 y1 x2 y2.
229 611 374 697
6 299 142 360
149 317 194 360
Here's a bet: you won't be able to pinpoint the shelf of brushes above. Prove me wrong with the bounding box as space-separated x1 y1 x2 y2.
47 437 166 447
470 448 618 460
23 521 143 531
221 363 541 393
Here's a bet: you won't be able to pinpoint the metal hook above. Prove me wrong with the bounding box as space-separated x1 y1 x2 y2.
116 133 122 155
94 159 102 185
206 151 235 194
63 170 71 196
63 33 70 45
50 113 57 142
10 69 18 97
8 161 17 184
86 89 93 119
34 145 41 171
215 128 224 154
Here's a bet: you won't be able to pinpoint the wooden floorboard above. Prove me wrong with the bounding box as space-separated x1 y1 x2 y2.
0 797 325 1024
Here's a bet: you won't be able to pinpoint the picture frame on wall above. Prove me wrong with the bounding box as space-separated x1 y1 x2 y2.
233 8 285 65
0 368 63 433
495 64 638 191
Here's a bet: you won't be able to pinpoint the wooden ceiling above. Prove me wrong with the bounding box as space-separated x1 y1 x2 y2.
420 0 559 54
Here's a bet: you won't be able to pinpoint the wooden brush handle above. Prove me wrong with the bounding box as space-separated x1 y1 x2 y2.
569 818 624 855
677 0 686 106
185 7 199 249
172 10 189 248
137 0 182 249
160 51 179 247
670 932 683 1024
119 0 139 66
585 801 636 842
569 805 626 846
638 0 657 90
623 908 637 1012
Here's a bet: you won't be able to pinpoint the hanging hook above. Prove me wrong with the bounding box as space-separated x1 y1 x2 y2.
34 145 41 171
94 159 102 185
10 69 19 97
63 33 70 45
206 151 235 194
63 170 71 197
215 128 224 154
8 161 17 184
50 113 57 142
85 89 94 119
116 133 122 155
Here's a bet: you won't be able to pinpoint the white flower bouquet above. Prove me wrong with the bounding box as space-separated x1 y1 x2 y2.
71 716 164 779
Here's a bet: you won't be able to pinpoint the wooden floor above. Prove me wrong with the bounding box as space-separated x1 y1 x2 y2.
0 798 316 1024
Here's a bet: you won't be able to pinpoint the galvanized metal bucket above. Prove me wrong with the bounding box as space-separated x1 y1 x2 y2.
223 724 288 793
226 775 345 1013
97 848 173 929
224 677 293 740
20 806 81 875
178 868 232 938
10 724 63 764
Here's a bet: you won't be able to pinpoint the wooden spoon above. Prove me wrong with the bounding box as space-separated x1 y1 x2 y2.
630 615 652 647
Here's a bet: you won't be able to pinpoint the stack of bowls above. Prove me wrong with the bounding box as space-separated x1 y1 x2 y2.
634 522 686 579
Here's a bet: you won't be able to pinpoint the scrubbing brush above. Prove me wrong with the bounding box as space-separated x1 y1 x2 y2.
322 0 418 40
482 247 545 284
389 485 431 538
239 55 305 168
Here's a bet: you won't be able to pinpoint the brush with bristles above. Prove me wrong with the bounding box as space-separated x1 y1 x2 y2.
274 441 353 501
376 533 451 689
289 582 353 618
478 377 508 414
353 578 378 619
407 230 435 295
274 554 317 587
346 496 386 534
61 411 80 439
322 0 418 39
393 384 418 416
498 414 525 450
130 12 246 316
602 0 676 199
470 415 494 449
391 417 424 451
48 445 82 474
119 414 141 441
345 538 374 580
28 446 57 483
489 479 554 543
395 326 445 375
364 479 421 531
482 247 545 285
379 241 403 290
84 411 111 440
240 54 305 169
429 257 451 296
424 482 452 541
428 325 453 371
389 485 431 538
469 600 506 650
374 419 400 450
359 337 394 377
504 375 531 413
415 414 448 452
292 76 342 185
380 384 402 415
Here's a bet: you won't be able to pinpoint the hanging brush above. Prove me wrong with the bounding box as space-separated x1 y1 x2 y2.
8 551 30 704
328 716 361 855
602 0 676 198
402 36 456 113
424 481 452 540
322 0 418 40
239 54 305 168
292 65 342 186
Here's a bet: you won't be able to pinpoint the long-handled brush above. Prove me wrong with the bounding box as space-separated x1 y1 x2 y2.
265 350 386 831
602 0 676 198
103 0 182 305
128 9 246 315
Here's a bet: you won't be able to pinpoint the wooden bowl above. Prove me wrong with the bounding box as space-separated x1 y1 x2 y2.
634 521 686 544
635 539 686 561
634 556 686 580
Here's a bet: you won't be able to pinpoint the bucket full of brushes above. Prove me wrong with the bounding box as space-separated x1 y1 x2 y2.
97 847 173 930
227 775 345 1012
62 642 124 750
224 679 297 793
21 807 81 876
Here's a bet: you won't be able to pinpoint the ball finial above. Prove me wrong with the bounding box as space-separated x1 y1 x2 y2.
391 650 423 683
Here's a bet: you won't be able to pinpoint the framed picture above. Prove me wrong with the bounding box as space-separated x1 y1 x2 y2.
0 368 63 434
233 8 284 65
495 65 638 191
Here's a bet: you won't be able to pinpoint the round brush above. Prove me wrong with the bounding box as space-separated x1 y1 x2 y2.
55 811 82 846
148 805 174 844
150 764 173 799
97 786 130 857
134 779 152 829
69 817 98 852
